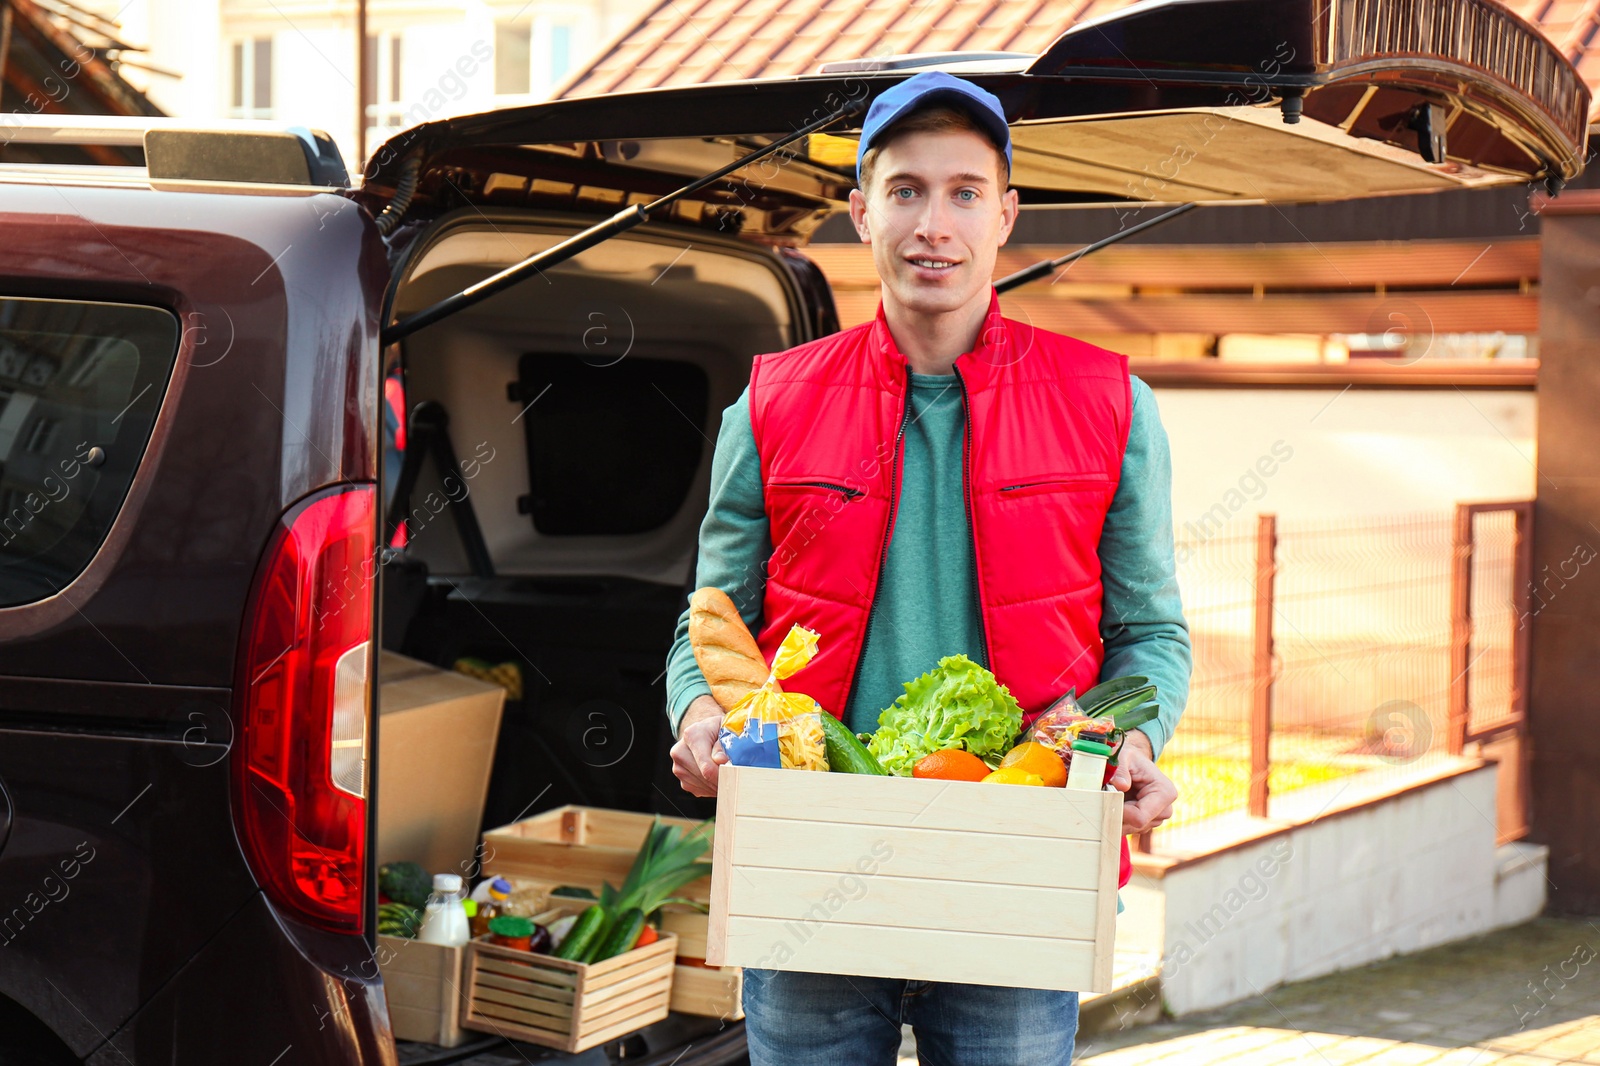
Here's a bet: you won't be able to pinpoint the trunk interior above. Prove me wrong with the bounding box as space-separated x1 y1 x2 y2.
379 209 812 833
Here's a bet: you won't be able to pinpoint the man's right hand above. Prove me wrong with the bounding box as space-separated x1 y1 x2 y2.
670 695 728 797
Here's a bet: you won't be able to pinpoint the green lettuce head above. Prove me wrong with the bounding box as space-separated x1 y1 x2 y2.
867 654 1023 777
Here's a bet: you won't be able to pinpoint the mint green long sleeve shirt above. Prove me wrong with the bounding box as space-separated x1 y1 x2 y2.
664 372 1192 759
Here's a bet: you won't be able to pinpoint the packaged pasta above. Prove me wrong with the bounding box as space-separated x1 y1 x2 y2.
718 624 830 772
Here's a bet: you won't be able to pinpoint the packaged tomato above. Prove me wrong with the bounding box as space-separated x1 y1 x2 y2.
1029 690 1097 757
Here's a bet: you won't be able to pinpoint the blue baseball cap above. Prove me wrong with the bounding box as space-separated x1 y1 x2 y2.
855 71 1013 183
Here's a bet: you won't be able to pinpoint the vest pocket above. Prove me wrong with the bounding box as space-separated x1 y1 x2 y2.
768 479 865 500
996 477 1113 499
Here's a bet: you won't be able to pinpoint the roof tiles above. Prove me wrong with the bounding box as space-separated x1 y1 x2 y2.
558 0 1600 124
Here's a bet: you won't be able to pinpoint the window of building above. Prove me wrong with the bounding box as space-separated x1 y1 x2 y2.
229 37 273 118
550 24 572 83
364 32 406 137
495 22 531 96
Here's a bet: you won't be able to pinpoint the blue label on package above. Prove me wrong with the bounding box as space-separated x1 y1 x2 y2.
720 718 780 768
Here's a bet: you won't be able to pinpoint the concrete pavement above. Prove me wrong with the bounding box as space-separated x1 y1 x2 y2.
1071 916 1600 1065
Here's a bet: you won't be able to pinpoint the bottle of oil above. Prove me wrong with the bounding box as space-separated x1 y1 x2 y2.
468 876 513 939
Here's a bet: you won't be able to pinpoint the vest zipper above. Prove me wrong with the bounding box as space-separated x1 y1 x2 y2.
842 370 913 717
954 366 993 672
776 480 864 499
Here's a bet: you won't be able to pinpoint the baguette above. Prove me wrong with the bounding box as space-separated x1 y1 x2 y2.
688 587 771 711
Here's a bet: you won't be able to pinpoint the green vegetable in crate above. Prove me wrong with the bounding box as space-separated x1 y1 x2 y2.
868 655 1023 777
572 817 714 963
546 913 580 950
377 901 422 938
550 885 598 901
602 818 713 918
819 712 887 775
588 908 646 962
554 904 610 961
378 861 431 910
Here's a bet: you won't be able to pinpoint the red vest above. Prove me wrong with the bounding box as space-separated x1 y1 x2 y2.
748 290 1132 723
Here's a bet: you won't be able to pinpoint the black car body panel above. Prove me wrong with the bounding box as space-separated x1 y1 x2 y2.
0 183 384 688
0 183 385 1060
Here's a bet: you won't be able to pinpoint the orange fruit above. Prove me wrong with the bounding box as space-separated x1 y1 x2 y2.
982 767 1046 786
912 749 991 782
999 741 1068 788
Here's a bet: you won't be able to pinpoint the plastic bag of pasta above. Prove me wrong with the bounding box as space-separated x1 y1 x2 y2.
718 624 829 771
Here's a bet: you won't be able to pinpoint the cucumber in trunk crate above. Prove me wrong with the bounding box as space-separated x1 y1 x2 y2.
588 908 646 962
554 904 609 962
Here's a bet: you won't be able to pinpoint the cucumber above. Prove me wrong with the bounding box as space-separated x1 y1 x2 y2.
554 904 609 961
820 713 887 775
588 908 646 962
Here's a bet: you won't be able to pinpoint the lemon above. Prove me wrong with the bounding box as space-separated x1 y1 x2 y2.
982 767 1046 786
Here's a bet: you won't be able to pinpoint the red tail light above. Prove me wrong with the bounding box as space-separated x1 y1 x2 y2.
234 484 375 934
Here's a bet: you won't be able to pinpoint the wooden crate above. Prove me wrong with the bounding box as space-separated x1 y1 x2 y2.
705 765 1123 993
377 935 468 1047
670 963 744 1020
481 806 711 902
659 907 709 961
461 933 678 1053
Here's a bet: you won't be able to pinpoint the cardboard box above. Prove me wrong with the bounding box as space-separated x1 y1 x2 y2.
705 765 1123 993
377 651 505 878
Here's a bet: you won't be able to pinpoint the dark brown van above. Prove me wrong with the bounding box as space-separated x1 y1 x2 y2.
0 1 1584 1061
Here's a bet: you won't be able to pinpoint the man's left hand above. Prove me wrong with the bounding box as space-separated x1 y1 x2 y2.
1108 730 1177 835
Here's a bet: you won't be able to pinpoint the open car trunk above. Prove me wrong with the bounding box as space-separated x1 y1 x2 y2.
380 214 816 831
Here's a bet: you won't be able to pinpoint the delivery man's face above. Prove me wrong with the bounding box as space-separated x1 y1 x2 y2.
849 127 1019 323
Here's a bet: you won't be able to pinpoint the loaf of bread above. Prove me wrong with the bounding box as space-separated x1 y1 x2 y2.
688 587 771 711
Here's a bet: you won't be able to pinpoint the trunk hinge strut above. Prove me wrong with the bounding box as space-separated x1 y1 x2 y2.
993 202 1198 293
381 98 868 346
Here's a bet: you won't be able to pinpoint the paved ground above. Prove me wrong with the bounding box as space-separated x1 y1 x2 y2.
1068 916 1600 1066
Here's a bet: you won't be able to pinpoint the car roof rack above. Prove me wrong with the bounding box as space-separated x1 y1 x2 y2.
1 115 350 188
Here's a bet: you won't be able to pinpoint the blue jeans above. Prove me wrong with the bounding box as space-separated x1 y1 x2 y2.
742 969 1079 1066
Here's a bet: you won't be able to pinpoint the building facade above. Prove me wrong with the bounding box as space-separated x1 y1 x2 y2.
84 0 650 169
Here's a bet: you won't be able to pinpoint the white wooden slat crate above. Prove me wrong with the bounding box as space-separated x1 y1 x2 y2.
705 765 1122 993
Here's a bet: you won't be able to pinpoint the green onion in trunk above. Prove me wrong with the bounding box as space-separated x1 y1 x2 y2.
586 817 713 962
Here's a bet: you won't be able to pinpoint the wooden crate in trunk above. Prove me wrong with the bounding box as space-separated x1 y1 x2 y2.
482 806 719 968
704 765 1123 993
481 806 710 901
659 906 710 960
462 933 678 1052
670 963 744 1020
377 935 468 1047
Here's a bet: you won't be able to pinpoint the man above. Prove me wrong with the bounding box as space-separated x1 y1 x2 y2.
664 72 1190 1065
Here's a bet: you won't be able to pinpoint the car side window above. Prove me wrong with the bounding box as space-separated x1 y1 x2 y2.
0 298 179 606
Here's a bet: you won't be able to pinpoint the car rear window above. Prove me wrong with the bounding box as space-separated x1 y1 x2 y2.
0 298 180 605
515 352 708 536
